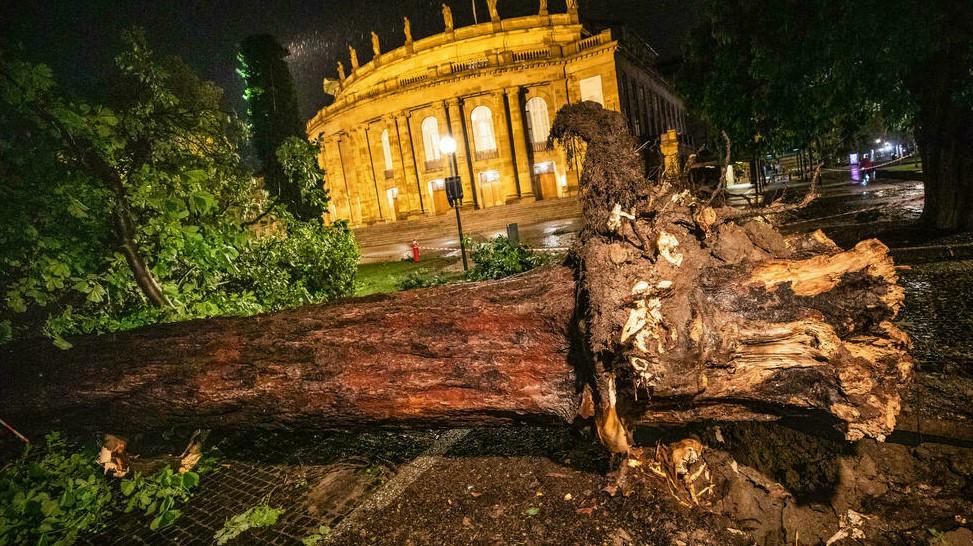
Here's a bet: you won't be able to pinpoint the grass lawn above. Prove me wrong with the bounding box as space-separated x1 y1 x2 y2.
883 160 923 173
354 256 464 296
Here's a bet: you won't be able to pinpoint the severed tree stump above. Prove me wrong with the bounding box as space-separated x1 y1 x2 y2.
0 103 912 447
550 101 911 449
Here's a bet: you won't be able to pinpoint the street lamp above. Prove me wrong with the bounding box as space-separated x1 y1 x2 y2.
440 135 469 271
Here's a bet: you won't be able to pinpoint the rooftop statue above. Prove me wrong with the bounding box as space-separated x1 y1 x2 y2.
337 60 346 82
442 3 454 32
371 31 381 57
403 16 413 44
567 0 578 13
487 0 499 22
349 45 359 69
539 0 548 16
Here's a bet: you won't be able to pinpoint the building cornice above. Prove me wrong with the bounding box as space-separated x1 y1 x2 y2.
307 31 617 136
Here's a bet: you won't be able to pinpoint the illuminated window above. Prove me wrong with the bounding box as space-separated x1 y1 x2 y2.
421 116 441 162
478 170 500 183
525 97 550 145
380 129 394 172
470 106 497 154
532 161 555 174
579 75 604 105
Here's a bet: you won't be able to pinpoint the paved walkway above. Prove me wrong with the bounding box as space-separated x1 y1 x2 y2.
353 197 580 263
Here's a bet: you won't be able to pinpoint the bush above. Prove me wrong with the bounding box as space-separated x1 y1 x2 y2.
396 269 449 291
228 218 359 310
466 236 550 281
0 433 113 546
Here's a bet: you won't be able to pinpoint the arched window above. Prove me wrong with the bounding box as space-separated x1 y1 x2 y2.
380 129 394 176
470 106 497 155
421 116 441 163
525 97 550 146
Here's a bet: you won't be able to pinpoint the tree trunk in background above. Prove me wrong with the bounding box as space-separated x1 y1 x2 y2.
916 112 973 231
913 45 973 231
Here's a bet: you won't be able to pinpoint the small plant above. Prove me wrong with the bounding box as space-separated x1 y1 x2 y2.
213 504 284 545
301 524 331 545
396 269 449 291
466 236 551 281
0 432 113 546
120 467 200 531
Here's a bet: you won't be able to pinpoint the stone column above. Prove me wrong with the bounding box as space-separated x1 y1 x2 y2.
355 127 383 222
491 91 518 202
445 98 477 208
504 87 534 200
319 135 342 222
335 133 360 225
395 113 423 214
550 82 573 194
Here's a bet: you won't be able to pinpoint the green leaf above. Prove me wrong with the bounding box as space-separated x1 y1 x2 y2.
189 191 216 214
49 262 71 278
120 479 135 496
523 506 540 517
52 335 73 350
181 471 200 489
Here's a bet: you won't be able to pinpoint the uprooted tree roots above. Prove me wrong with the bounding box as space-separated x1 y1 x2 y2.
551 102 912 451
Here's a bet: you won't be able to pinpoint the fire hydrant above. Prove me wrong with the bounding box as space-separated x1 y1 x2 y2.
410 240 420 263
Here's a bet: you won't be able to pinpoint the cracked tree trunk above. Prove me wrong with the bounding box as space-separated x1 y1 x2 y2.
0 103 912 447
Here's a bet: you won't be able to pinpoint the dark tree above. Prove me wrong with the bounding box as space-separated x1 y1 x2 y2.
237 34 321 220
679 0 973 230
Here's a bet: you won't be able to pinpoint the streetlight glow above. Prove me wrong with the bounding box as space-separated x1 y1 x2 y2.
440 135 457 154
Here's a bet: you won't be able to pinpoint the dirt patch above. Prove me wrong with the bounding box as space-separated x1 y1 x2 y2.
330 427 746 546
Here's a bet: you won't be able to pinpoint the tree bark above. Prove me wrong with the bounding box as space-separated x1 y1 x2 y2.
0 267 580 437
912 33 973 231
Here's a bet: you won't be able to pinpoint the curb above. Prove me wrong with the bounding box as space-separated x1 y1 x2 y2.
890 242 973 264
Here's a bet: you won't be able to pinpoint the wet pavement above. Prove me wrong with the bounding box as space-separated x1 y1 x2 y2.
359 217 580 263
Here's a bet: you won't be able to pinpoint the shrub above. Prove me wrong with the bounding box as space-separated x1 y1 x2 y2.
396 269 449 291
466 236 550 281
228 218 359 310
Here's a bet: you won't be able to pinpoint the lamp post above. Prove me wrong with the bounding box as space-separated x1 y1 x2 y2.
440 135 469 271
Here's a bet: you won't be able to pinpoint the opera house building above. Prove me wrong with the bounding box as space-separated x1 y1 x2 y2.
306 2 689 226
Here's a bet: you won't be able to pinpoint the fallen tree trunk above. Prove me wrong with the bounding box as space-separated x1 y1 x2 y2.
0 267 580 436
1 236 908 442
0 103 913 447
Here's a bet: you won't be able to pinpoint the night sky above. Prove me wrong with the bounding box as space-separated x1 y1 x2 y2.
2 0 700 119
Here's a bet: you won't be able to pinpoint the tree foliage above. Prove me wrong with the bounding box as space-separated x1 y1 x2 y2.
678 0 973 229
237 34 320 220
0 30 358 344
0 433 113 546
466 236 550 281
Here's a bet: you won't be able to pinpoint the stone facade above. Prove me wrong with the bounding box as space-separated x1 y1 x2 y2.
306 3 687 226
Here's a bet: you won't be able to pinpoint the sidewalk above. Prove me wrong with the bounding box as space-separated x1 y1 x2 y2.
353 197 581 262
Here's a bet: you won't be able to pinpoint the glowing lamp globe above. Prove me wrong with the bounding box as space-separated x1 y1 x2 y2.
440 135 457 154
